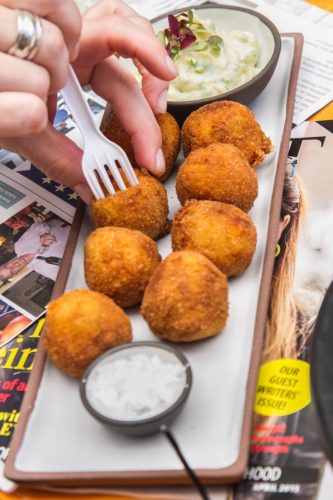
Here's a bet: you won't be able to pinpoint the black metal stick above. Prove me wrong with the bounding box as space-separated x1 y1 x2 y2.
160 425 210 500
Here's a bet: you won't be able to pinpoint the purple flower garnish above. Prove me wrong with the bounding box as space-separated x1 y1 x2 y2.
168 14 180 37
162 10 197 59
180 28 196 50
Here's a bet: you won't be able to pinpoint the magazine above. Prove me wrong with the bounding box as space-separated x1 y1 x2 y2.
234 120 333 499
0 92 105 349
0 318 44 461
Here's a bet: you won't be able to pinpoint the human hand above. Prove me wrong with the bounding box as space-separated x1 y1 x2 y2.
40 233 56 246
0 0 178 204
0 253 36 281
0 0 82 134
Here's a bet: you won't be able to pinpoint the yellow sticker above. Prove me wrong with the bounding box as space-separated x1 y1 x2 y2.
254 359 311 416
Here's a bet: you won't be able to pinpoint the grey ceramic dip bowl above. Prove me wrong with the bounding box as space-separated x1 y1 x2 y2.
152 3 281 124
80 342 193 436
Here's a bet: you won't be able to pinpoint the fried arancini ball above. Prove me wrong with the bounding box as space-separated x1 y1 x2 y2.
101 110 180 182
92 169 169 240
182 101 272 167
43 289 132 378
141 251 228 342
176 143 258 212
84 227 161 308
172 200 257 276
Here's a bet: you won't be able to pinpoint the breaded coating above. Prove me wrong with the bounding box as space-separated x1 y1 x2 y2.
84 227 161 308
43 289 132 378
92 169 169 240
101 110 181 182
141 251 228 342
157 112 181 181
182 101 272 167
176 143 258 212
172 200 257 276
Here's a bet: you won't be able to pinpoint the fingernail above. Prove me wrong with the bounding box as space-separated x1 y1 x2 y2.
158 90 168 114
74 183 91 204
155 148 165 176
165 55 178 78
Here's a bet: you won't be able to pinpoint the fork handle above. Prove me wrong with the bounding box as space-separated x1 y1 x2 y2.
61 66 99 143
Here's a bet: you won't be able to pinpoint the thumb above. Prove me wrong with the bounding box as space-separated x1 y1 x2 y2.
1 124 92 204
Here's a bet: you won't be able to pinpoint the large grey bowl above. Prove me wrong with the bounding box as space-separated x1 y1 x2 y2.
152 3 281 124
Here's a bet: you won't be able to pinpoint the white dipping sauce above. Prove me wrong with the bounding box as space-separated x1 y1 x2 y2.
85 347 187 422
164 12 261 101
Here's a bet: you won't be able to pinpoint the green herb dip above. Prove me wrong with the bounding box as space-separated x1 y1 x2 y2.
165 13 261 101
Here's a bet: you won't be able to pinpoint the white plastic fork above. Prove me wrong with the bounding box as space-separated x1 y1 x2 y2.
61 66 138 200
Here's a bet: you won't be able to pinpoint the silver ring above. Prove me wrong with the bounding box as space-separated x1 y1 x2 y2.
7 10 43 61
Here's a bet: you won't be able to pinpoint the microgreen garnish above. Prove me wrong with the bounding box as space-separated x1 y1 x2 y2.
163 11 197 58
157 10 224 60
208 35 223 49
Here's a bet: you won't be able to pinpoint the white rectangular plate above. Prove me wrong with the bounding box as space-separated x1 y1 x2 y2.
6 35 302 486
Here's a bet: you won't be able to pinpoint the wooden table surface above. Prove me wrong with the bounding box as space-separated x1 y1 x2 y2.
1 1 332 498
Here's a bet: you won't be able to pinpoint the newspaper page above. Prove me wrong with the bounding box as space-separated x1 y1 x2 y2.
256 0 333 29
232 0 333 124
234 119 333 499
0 92 105 348
250 1 333 123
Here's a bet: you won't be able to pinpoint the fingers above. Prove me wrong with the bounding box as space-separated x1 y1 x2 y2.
0 52 52 136
134 59 169 115
33 18 69 92
0 92 47 137
0 0 81 59
83 0 138 19
0 124 92 204
91 56 165 177
0 6 69 93
0 52 50 99
84 0 155 35
76 15 177 85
